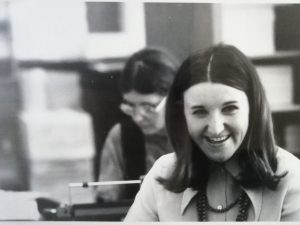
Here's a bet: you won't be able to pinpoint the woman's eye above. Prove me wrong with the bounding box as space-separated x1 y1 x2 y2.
142 104 156 111
122 100 134 108
192 109 208 116
222 105 238 113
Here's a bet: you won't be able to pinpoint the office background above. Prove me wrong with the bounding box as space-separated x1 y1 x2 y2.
0 1 299 217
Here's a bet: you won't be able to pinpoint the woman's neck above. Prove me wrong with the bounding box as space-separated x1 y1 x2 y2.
205 157 242 221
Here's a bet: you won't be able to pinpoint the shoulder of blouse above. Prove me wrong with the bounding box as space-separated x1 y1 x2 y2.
275 147 300 194
276 147 300 176
102 123 122 146
148 153 177 179
108 123 122 137
100 123 123 164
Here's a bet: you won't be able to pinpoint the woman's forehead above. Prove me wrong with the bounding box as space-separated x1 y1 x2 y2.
183 82 248 107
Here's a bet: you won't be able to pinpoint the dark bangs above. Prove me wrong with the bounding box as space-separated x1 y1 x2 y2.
209 46 252 94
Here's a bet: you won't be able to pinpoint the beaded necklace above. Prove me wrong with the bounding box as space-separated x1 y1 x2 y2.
196 187 251 221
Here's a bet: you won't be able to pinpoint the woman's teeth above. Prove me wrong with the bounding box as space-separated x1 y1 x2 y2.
206 135 230 144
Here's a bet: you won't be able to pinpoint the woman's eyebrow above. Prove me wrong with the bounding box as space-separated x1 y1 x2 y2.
223 101 238 106
191 105 205 110
189 101 239 110
122 98 130 103
122 98 157 106
122 99 134 105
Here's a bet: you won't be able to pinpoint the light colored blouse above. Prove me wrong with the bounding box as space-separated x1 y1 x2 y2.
125 148 300 221
96 123 172 201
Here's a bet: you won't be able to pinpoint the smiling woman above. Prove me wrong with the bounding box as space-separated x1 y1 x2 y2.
183 82 249 163
125 44 300 221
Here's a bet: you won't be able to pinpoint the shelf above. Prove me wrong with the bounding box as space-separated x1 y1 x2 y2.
251 51 300 65
17 60 89 71
271 104 300 114
271 104 300 132
88 57 126 73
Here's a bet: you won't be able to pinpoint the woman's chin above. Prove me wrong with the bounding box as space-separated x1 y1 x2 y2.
140 126 160 135
206 152 235 163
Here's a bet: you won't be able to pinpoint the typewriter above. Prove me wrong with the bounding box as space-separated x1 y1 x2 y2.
36 180 141 221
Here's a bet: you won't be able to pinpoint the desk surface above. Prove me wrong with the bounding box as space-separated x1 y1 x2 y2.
0 190 43 221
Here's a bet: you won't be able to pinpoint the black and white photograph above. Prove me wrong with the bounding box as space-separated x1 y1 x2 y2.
0 0 300 222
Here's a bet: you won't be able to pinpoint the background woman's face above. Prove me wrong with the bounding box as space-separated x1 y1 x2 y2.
183 82 249 163
121 91 166 134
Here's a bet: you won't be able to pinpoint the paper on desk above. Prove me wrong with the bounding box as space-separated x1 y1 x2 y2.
0 190 42 220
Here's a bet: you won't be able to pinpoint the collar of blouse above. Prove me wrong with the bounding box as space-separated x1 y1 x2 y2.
180 158 263 220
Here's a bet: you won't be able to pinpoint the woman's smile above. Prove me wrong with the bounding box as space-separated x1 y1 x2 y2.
205 134 231 145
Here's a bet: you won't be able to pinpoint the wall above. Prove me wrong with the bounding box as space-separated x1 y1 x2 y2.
145 3 214 61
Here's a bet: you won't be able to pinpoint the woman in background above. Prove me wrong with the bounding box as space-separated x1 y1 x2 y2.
125 44 300 221
96 48 178 201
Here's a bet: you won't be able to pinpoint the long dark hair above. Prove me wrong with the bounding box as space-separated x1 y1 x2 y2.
159 44 286 192
119 48 178 95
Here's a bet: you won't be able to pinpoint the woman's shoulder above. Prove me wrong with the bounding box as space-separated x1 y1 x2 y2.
149 153 177 178
275 148 300 221
154 153 176 164
110 123 122 133
106 123 122 137
276 147 300 178
104 123 122 144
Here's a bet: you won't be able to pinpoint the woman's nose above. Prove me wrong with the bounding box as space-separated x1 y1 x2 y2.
131 108 146 123
207 115 225 135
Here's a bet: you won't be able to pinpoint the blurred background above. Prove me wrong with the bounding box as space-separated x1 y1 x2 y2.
0 0 300 209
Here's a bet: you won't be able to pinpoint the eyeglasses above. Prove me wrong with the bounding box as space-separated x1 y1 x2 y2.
120 97 166 116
